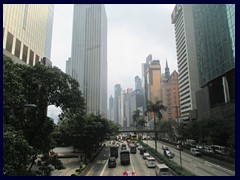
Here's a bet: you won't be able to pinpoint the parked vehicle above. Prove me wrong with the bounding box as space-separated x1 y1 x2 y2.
110 146 118 158
164 150 175 158
108 157 116 168
184 139 196 147
155 164 170 176
190 148 201 156
145 157 156 168
203 146 213 153
211 145 229 156
176 145 183 151
120 150 130 165
142 152 150 159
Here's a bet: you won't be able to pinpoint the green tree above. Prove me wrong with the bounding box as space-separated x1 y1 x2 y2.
132 109 145 129
3 56 85 175
145 100 166 152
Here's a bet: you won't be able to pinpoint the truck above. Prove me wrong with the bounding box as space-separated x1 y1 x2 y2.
110 146 118 158
120 150 130 165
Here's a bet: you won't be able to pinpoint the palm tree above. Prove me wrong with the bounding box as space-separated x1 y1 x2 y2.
145 100 165 152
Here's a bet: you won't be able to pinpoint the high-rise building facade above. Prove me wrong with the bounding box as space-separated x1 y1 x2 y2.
114 84 121 125
135 76 142 91
162 68 180 122
193 4 235 88
171 4 200 121
147 60 162 102
71 4 107 117
142 54 153 111
3 4 54 66
192 4 235 121
109 95 114 121
65 57 72 76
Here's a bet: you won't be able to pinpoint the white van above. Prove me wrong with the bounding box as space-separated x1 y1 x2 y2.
145 157 156 168
211 145 228 155
155 164 170 176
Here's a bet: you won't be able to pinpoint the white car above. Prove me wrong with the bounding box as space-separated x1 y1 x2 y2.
190 148 201 156
142 152 150 159
145 157 156 168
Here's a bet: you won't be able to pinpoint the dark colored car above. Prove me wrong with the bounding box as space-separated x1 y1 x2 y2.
176 145 183 151
140 148 147 155
162 145 169 151
164 150 175 158
108 157 117 168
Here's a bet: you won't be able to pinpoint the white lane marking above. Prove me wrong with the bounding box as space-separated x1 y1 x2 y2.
191 163 197 167
204 162 212 167
100 158 108 176
130 154 136 173
203 161 235 174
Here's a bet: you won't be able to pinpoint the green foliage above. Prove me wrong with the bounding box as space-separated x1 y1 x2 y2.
3 124 34 176
3 56 85 175
174 117 235 147
132 109 145 128
145 100 166 121
3 55 119 175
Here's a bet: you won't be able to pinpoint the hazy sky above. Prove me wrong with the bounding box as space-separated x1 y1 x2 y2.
49 4 177 121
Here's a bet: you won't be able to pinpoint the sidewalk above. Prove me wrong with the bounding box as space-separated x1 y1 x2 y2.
51 146 83 176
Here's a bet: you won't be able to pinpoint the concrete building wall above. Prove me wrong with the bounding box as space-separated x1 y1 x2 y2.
171 4 200 119
3 4 54 65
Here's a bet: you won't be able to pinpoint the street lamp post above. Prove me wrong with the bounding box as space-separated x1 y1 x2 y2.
174 105 182 167
179 148 182 167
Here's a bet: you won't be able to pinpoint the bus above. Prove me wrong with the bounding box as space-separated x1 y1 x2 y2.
120 150 130 165
131 134 138 142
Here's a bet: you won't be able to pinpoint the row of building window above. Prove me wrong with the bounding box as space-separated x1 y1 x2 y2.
4 29 40 66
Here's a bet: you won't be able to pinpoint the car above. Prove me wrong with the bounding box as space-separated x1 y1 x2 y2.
140 147 147 155
123 171 136 176
162 145 169 151
142 152 150 159
164 150 175 158
203 146 214 153
155 164 170 176
138 145 143 150
145 157 156 168
108 157 116 168
190 148 201 156
176 145 183 151
196 144 203 150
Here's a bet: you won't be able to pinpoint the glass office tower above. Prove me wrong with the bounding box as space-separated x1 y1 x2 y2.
71 4 108 117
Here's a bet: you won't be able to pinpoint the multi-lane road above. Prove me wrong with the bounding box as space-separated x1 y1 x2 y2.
144 140 235 176
84 140 235 176
84 143 157 176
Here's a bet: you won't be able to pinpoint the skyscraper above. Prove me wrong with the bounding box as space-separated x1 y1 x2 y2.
192 4 235 121
171 4 200 122
109 95 114 121
114 84 121 125
71 4 107 117
3 4 54 66
142 54 153 111
147 60 162 102
65 57 72 76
